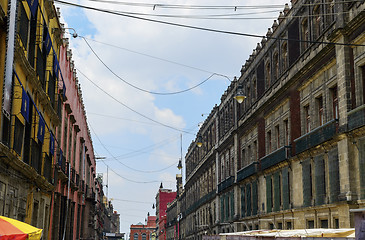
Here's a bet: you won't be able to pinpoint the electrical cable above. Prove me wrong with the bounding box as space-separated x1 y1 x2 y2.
79 36 233 79
55 0 365 47
90 122 182 174
76 67 194 135
82 37 231 95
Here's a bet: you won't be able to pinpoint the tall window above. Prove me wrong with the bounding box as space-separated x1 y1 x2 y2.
253 141 258 161
266 62 271 88
134 233 139 240
317 96 324 126
267 131 272 153
281 42 288 70
313 5 322 39
275 125 280 149
325 0 335 26
284 119 289 146
273 52 279 80
331 86 339 119
301 18 309 50
304 105 311 133
248 145 252 165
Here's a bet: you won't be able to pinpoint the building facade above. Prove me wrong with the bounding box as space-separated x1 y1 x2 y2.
0 0 61 238
170 1 365 240
49 25 97 240
130 215 157 240
0 0 112 239
155 184 177 240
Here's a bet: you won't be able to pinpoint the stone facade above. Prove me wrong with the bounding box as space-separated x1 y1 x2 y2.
168 1 365 240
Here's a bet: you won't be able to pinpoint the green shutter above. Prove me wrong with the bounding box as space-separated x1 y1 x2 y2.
302 159 312 207
359 140 365 199
315 155 326 205
266 176 272 213
220 197 224 222
225 194 229 221
252 181 258 215
246 184 251 216
231 191 234 219
282 167 290 210
241 187 245 217
328 148 340 202
273 171 281 212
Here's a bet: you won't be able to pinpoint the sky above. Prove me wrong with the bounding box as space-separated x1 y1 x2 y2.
54 0 289 235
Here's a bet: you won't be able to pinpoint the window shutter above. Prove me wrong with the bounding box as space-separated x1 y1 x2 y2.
302 159 312 207
266 176 272 213
315 155 326 205
246 184 252 216
220 197 224 222
282 167 290 210
273 171 281 211
252 181 258 215
230 191 234 219
359 140 365 199
328 148 340 202
241 187 246 217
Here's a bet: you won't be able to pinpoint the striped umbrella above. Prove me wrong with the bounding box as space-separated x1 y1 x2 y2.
0 216 42 240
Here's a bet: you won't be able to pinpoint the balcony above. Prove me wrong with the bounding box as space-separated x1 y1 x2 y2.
237 162 258 182
218 176 235 193
260 146 290 171
348 105 365 131
294 119 338 155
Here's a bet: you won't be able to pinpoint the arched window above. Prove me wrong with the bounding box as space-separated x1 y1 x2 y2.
301 17 309 50
281 42 288 70
265 61 271 88
134 233 139 240
313 5 322 39
142 233 146 240
325 0 335 26
273 52 279 80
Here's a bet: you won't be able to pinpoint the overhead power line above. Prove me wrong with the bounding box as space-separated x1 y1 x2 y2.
82 37 231 95
56 0 365 47
76 68 194 135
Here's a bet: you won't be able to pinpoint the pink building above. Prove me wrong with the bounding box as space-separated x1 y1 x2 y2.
49 33 97 240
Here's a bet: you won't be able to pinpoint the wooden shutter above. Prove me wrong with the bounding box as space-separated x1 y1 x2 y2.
282 167 290 210
241 186 245 217
302 159 312 207
315 155 326 205
252 180 258 216
273 171 281 211
266 176 272 213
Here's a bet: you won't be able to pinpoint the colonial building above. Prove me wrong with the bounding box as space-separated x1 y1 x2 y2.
49 22 97 240
0 0 104 239
0 0 62 238
174 1 365 240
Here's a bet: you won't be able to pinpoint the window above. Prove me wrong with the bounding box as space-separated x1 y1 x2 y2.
281 42 288 70
317 96 324 126
248 145 252 165
267 131 272 153
307 220 315 229
13 117 24 155
301 18 309 50
19 3 30 49
134 233 139 240
284 119 289 146
302 160 313 207
313 5 322 39
286 221 292 230
304 105 311 133
325 0 335 26
253 141 258 161
142 233 146 240
273 52 279 80
320 219 328 228
331 86 339 119
266 62 271 88
275 125 280 149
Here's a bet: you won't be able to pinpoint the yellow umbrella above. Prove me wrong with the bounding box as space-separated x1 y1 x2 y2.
0 216 42 240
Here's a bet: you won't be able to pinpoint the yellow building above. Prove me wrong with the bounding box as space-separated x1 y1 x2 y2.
0 0 62 237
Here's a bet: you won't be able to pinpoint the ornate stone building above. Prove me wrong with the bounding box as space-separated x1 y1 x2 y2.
170 1 365 240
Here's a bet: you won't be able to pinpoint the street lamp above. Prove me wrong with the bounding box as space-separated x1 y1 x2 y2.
234 84 246 104
196 135 203 148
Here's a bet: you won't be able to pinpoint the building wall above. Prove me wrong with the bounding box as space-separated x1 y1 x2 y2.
175 1 365 240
